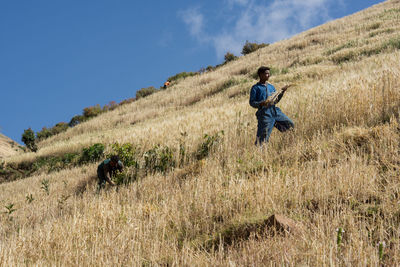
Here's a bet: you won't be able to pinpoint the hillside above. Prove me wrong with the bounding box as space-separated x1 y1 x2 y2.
1 0 400 265
0 133 21 159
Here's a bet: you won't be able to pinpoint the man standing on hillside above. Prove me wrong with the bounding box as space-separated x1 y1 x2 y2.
97 155 124 190
249 66 294 145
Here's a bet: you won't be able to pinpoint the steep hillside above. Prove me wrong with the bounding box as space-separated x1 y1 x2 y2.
1 0 400 265
0 133 21 159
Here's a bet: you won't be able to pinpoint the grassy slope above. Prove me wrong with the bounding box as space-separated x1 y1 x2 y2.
0 134 21 159
1 0 400 265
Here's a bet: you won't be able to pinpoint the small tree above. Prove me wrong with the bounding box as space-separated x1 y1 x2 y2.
224 52 238 64
136 86 157 99
241 40 269 55
83 104 102 118
69 115 87 127
22 128 37 152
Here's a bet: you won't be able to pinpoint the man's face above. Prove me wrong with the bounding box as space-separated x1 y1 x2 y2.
259 70 270 82
110 161 117 167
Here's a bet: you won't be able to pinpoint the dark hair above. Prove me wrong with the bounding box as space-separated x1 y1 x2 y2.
257 66 270 77
110 155 119 163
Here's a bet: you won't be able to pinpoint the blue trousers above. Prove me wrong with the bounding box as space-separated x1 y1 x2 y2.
256 108 294 145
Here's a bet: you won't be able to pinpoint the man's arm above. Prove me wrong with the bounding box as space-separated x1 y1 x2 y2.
103 165 115 186
249 85 268 108
274 85 291 104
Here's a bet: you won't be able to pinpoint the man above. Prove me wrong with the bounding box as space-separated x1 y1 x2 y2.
163 80 171 89
97 155 124 190
249 66 294 145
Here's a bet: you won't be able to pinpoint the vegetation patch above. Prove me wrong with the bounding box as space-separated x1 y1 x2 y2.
366 22 381 31
368 28 395 38
195 131 224 160
324 40 358 56
136 86 158 100
380 8 400 20
167 71 198 82
241 41 269 55
144 145 176 174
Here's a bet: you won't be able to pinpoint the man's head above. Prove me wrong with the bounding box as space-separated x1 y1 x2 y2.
257 66 270 83
110 155 119 167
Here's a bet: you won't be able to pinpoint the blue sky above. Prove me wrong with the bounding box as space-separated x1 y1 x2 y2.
0 0 385 144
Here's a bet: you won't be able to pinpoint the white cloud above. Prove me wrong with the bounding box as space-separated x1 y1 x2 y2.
179 7 205 38
180 0 336 59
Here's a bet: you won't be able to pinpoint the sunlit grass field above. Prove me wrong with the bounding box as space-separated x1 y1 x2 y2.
1 0 400 265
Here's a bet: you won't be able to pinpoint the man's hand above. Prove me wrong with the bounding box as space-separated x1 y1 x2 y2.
260 99 272 107
281 85 290 92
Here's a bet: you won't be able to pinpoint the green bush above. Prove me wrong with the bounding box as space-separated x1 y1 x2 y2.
241 41 269 55
167 71 197 82
108 142 139 168
224 52 238 63
83 104 103 118
383 35 400 50
136 86 158 99
112 169 139 186
68 115 87 127
119 98 136 106
195 131 224 160
36 122 69 141
21 128 37 152
51 122 69 135
36 127 52 141
80 143 105 164
144 145 175 174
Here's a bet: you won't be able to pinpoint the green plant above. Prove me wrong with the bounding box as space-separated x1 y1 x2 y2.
336 227 344 248
378 241 386 261
241 40 269 55
41 179 50 195
195 131 224 160
21 128 37 152
167 71 197 82
36 127 52 141
112 170 135 185
109 143 137 167
144 145 176 174
68 115 87 127
80 143 105 164
83 104 103 118
26 194 34 203
136 86 158 99
4 203 16 215
224 52 238 63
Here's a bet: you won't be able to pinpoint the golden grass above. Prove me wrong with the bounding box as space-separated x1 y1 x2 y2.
1 0 400 265
0 134 21 159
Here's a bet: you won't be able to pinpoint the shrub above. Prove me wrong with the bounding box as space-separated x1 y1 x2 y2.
224 52 238 63
167 71 198 82
80 143 105 164
136 86 158 99
383 35 400 50
83 104 103 118
68 115 87 127
51 122 69 135
118 98 135 106
206 66 215 72
108 142 139 168
241 41 269 55
36 127 52 141
144 145 175 174
195 131 224 160
21 128 37 152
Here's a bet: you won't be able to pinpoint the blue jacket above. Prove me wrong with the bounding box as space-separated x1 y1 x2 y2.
249 82 283 117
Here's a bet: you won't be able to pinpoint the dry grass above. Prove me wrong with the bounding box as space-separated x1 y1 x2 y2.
0 134 21 159
1 0 400 265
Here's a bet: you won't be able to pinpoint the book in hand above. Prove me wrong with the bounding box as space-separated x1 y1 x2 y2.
266 84 295 105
